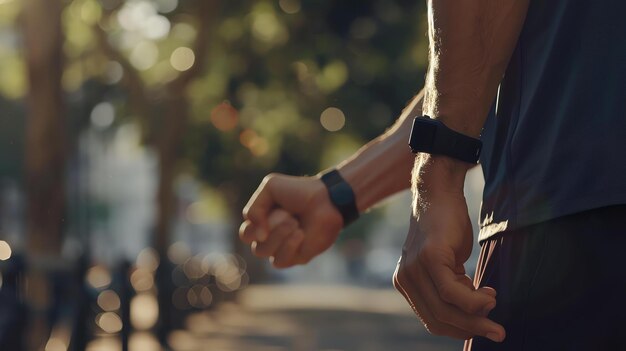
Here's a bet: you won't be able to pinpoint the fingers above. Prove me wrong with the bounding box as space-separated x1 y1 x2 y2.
394 250 504 342
239 220 256 244
242 174 278 242
271 228 305 268
252 210 299 258
393 259 473 340
394 239 505 341
421 244 496 315
245 208 305 268
415 269 504 341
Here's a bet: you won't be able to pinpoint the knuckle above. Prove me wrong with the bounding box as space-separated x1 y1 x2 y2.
438 284 455 303
263 173 278 186
464 301 482 315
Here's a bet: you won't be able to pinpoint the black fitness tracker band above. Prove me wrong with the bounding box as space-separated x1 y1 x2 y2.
408 115 482 164
320 169 359 227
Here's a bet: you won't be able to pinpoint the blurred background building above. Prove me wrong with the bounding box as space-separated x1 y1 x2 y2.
0 0 485 350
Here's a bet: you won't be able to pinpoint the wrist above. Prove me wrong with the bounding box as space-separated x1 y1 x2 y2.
414 154 469 193
317 170 360 226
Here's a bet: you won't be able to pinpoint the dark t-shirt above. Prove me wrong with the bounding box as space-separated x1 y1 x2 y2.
479 0 626 241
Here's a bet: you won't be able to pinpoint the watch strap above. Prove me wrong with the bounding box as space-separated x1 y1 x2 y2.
320 169 359 227
409 116 482 164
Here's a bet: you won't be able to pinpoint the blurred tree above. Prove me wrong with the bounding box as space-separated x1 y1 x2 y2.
21 0 67 347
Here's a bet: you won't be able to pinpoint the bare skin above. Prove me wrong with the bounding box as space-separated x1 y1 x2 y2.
240 90 423 267
240 0 530 343
393 0 530 343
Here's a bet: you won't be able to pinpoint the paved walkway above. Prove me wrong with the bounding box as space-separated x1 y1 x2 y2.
169 285 463 351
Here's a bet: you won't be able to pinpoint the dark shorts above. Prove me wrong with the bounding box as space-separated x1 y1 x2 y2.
465 205 626 351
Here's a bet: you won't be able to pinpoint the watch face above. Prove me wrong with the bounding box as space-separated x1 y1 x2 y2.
409 117 438 153
330 182 354 206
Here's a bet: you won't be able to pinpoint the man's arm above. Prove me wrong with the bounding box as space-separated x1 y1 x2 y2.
394 0 529 342
239 90 424 267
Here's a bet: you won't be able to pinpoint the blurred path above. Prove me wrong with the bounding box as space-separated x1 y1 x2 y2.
171 285 463 351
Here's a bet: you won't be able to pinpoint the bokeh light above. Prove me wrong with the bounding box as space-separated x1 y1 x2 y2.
182 257 204 280
279 0 301 14
168 330 198 351
90 102 115 129
185 201 211 224
251 12 288 45
0 240 12 261
84 336 121 351
320 107 346 132
210 102 238 131
45 325 71 351
129 332 160 351
167 242 191 265
96 312 123 334
130 293 159 330
104 61 123 84
130 268 154 292
86 265 112 289
116 1 170 40
129 41 158 71
170 47 195 72
184 285 212 308
155 0 178 14
44 337 67 351
136 248 159 272
316 60 348 93
97 290 121 312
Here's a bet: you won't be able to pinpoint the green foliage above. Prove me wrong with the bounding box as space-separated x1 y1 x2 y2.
2 0 429 234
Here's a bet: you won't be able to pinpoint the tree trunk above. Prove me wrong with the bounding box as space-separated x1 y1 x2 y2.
155 94 188 255
21 0 66 348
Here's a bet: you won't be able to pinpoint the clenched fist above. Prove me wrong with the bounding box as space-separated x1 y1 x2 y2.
239 173 344 268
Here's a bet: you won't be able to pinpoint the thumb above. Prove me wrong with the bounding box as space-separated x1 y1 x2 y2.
242 174 278 241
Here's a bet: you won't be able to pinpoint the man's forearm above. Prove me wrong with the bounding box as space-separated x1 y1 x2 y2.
423 0 530 138
332 89 425 212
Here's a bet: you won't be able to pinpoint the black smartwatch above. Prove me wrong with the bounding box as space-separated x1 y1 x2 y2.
408 115 482 164
320 169 359 227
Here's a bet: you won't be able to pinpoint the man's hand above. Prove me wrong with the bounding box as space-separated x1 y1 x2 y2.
239 173 343 268
394 156 505 342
